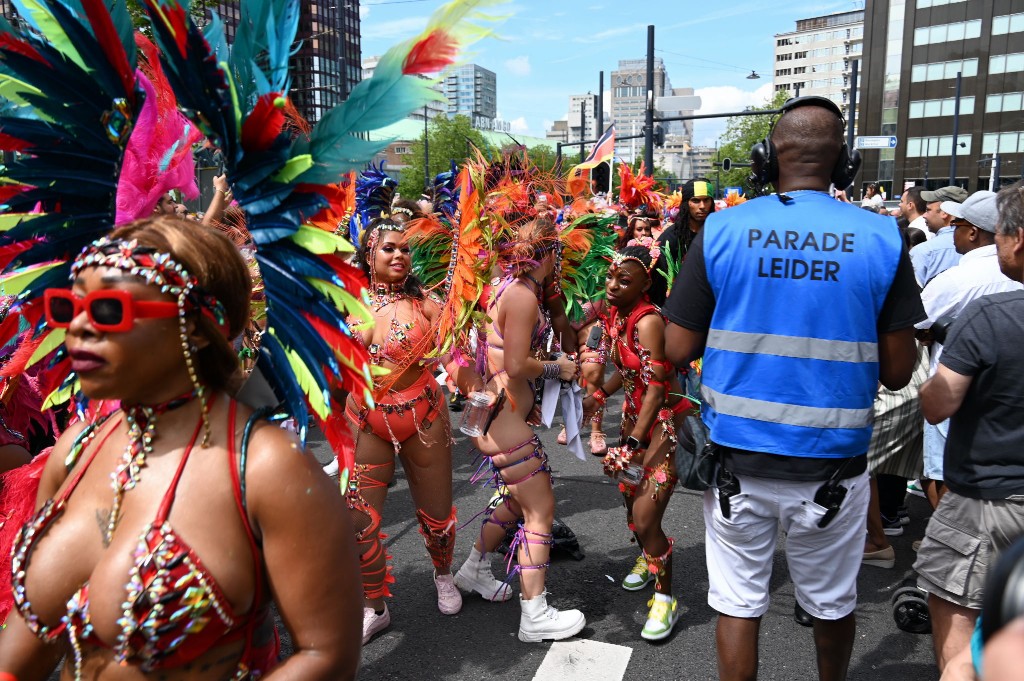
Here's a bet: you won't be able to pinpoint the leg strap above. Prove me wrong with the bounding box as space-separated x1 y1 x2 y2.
502 526 554 588
345 461 394 599
417 506 458 571
642 537 674 592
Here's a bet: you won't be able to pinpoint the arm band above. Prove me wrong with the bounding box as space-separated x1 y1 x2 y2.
541 362 560 380
592 389 608 406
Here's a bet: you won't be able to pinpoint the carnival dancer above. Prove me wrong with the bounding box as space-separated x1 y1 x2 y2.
347 216 463 645
451 217 587 642
583 239 692 641
0 218 364 680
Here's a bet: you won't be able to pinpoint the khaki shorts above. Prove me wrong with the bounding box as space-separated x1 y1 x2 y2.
914 491 1024 609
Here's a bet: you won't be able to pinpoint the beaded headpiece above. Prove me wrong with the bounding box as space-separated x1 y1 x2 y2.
612 236 662 275
72 236 231 445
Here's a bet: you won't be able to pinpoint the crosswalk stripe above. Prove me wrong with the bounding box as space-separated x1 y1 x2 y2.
531 638 632 681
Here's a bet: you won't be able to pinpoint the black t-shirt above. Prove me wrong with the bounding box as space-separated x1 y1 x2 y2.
663 229 926 481
940 290 1024 499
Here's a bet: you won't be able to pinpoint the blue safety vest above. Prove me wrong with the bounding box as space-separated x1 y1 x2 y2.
701 191 902 458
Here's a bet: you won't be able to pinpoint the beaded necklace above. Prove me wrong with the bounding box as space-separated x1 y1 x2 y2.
370 281 406 311
105 389 197 544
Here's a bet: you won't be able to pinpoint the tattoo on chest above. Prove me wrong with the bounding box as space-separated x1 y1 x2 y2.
95 508 114 547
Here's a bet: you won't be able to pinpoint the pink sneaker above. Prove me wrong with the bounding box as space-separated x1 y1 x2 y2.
434 571 463 615
362 604 390 645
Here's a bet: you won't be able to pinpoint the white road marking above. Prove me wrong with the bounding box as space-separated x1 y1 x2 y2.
531 638 632 681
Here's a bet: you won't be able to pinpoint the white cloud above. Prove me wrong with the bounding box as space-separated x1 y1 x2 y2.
504 56 531 77
359 4 369 20
509 117 530 134
691 83 774 147
361 16 428 40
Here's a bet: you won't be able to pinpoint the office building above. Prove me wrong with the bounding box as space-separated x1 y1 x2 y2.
610 59 695 164
568 93 599 147
773 10 864 123
442 64 497 131
214 1 361 124
546 120 569 144
859 0 1023 193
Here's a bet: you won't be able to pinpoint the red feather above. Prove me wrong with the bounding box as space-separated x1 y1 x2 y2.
33 356 72 406
241 93 286 152
145 0 188 58
0 133 31 152
0 239 37 270
320 411 355 475
80 0 134 96
403 29 458 75
1 332 45 379
0 33 47 64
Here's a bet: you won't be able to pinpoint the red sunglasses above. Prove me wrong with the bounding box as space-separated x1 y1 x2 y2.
44 289 179 333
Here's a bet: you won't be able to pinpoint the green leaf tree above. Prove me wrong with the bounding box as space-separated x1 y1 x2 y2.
398 115 490 197
715 90 789 194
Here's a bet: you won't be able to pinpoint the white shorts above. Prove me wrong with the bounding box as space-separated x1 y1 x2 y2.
703 469 870 620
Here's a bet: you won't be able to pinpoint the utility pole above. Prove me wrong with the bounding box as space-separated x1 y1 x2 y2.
579 96 587 164
423 105 429 192
644 24 654 176
950 70 962 186
597 71 605 137
847 60 858 158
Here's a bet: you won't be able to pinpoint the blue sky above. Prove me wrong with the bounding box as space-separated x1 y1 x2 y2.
359 0 860 146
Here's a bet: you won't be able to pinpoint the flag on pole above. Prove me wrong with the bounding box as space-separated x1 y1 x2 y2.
568 124 615 195
574 124 615 171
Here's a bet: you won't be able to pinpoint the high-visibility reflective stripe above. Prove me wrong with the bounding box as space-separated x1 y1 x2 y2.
707 329 878 363
702 385 873 430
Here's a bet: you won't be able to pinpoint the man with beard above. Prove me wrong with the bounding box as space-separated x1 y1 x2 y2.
652 178 715 304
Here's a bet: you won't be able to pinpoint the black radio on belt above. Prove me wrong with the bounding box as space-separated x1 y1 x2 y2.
813 458 853 528
716 466 741 520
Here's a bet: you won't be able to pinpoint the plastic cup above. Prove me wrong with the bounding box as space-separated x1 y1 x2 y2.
459 391 495 437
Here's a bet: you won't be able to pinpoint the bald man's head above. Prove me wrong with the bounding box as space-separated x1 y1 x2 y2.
771 104 844 185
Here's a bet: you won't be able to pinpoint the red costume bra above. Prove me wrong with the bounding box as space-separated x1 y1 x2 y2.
605 302 673 421
11 400 270 678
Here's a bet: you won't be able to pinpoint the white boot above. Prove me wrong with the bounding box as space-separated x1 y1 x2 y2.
453 546 513 602
518 592 586 643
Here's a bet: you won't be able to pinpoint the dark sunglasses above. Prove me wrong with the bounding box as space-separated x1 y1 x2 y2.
44 289 178 333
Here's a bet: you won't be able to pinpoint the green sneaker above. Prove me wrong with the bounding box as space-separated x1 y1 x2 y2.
641 596 679 641
622 554 653 591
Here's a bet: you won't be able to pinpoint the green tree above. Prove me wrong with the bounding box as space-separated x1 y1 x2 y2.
714 90 789 194
398 115 489 197
526 144 559 174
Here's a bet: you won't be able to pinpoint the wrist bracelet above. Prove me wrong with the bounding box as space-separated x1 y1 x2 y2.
592 389 607 406
541 362 560 380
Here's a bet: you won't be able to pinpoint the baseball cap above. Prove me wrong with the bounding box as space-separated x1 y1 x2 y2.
682 179 714 201
921 186 968 204
940 201 964 219
958 191 999 233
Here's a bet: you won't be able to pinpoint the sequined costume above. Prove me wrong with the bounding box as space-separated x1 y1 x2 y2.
345 283 455 601
11 401 277 680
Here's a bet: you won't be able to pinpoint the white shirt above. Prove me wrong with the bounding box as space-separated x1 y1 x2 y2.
916 244 1024 371
861 194 884 209
908 215 932 240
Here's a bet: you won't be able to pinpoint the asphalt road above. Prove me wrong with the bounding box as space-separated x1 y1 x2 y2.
305 391 940 681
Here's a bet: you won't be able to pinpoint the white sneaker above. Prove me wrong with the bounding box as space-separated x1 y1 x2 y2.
434 571 463 615
362 604 390 645
322 457 339 477
622 554 653 591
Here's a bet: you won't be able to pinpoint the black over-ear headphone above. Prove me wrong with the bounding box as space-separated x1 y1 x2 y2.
749 96 862 192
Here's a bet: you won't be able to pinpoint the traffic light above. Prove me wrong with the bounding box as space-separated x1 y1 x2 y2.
653 125 665 147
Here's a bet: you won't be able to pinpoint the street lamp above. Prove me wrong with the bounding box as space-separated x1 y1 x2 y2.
746 70 761 80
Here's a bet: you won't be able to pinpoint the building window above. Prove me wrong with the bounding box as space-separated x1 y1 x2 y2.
916 0 967 6
993 13 1024 35
794 51 807 59
986 91 1024 113
982 131 1024 154
908 96 976 118
776 53 792 62
393 146 408 155
990 53 1024 74
911 58 979 82
913 19 982 46
906 136 973 157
